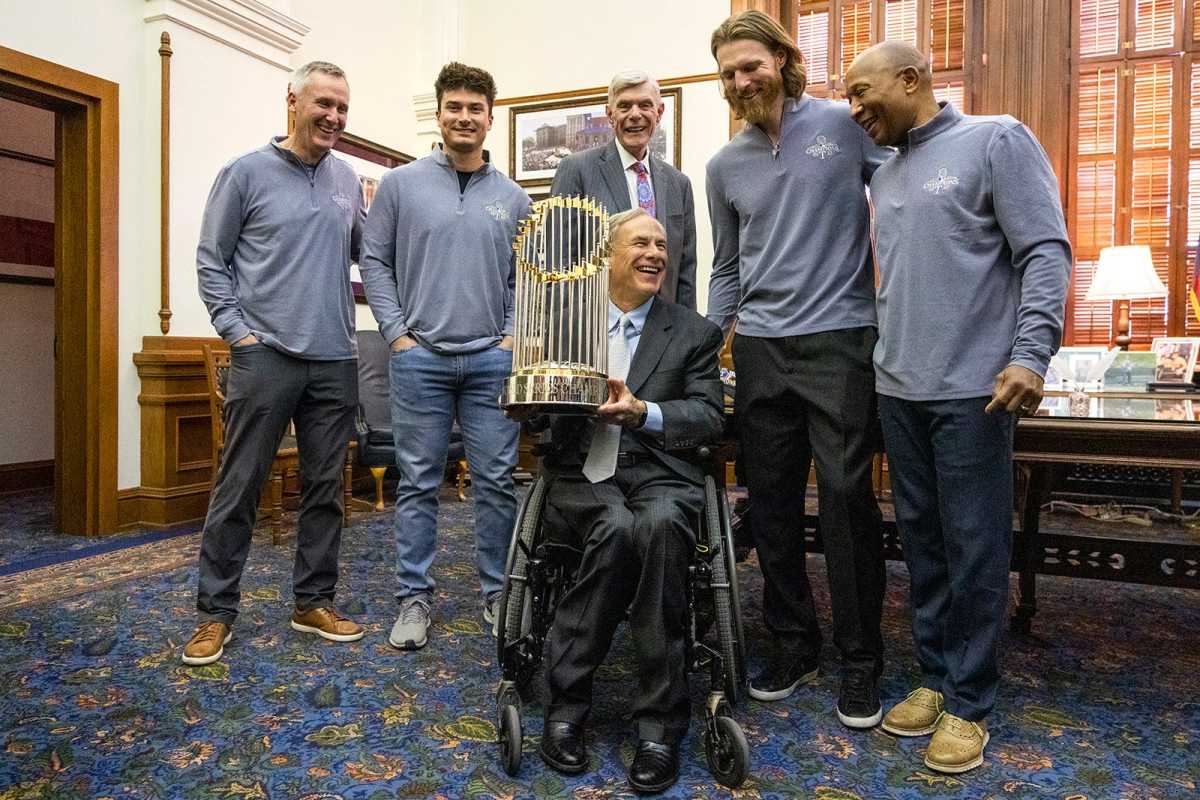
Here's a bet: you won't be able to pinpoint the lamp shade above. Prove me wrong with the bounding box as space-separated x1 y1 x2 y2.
1085 245 1168 300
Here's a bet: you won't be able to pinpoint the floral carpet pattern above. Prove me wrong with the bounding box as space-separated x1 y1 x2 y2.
0 486 1197 799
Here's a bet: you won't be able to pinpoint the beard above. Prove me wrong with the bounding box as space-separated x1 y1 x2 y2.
726 73 783 124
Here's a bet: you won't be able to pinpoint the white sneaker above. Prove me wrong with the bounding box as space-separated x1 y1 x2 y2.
389 594 431 650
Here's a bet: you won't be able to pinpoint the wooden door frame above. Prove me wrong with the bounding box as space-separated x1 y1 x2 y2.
0 46 118 534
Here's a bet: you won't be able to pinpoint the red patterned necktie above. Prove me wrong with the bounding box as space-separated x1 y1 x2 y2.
631 161 656 218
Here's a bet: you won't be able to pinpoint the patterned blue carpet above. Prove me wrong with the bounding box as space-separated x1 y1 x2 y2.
0 486 1197 799
0 488 200 573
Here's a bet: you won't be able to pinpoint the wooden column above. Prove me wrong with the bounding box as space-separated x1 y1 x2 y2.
158 32 172 334
972 0 1072 205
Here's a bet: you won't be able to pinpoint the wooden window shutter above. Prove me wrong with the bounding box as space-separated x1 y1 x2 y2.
1072 258 1115 341
1134 0 1175 50
1132 60 1173 150
797 5 831 92
841 1 873 76
1079 0 1122 57
932 80 965 108
928 0 966 71
884 0 919 46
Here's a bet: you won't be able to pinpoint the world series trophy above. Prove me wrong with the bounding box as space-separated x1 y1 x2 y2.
500 195 611 414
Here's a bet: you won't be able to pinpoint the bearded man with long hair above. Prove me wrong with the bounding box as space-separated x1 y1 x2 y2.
704 10 891 730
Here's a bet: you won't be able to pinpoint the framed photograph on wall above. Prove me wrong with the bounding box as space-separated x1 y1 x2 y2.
1150 337 1200 384
509 87 682 187
332 133 414 303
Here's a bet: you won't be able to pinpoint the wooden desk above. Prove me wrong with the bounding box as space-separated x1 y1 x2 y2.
1010 396 1200 631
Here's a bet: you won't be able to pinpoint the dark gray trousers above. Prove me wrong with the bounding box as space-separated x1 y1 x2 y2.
733 328 885 680
543 462 702 744
196 343 357 625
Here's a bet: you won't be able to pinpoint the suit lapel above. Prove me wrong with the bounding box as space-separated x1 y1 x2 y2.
599 142 632 212
649 154 677 219
625 298 672 395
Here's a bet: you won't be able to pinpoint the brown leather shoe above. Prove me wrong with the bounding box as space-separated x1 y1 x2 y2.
182 621 231 666
882 687 944 737
290 607 365 642
925 713 989 774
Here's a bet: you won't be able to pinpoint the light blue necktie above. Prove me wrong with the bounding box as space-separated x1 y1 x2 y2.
583 314 633 483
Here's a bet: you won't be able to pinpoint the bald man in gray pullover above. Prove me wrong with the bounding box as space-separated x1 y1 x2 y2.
846 42 1070 774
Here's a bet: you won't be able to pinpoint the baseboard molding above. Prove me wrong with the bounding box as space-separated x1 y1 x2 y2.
118 482 212 530
0 460 53 493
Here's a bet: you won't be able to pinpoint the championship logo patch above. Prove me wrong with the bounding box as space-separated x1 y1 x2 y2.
331 192 353 211
485 202 511 221
923 168 960 194
805 135 840 160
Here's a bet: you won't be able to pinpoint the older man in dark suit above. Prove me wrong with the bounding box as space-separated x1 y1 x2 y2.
550 70 698 309
514 209 723 793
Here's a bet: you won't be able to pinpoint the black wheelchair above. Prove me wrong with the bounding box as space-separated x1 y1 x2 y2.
493 463 751 789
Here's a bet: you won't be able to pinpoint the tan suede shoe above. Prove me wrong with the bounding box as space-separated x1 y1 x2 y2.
882 687 944 736
925 713 989 774
182 621 231 666
290 607 365 642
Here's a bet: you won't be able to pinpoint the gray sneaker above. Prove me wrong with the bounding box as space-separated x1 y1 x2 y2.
389 594 431 650
483 592 502 638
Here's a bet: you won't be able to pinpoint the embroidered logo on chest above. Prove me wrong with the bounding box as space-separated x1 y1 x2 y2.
485 202 511 221
331 192 353 212
805 135 841 160
923 168 960 194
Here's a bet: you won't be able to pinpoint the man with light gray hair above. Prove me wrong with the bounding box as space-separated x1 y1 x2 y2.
550 70 697 309
512 208 723 792
185 60 366 667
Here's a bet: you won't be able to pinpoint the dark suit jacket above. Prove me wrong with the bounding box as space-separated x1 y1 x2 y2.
540 298 724 485
550 141 698 310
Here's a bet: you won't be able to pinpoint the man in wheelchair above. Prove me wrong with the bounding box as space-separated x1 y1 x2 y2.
512 208 725 793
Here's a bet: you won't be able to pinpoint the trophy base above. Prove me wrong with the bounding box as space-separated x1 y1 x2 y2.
501 372 608 415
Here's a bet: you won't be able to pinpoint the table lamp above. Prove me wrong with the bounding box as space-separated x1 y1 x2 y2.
1085 245 1168 350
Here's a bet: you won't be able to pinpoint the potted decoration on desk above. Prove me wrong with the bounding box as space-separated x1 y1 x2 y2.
1049 347 1120 417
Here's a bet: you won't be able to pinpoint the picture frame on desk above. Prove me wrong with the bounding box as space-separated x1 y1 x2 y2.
509 87 682 187
1053 346 1110 391
331 133 414 303
1151 337 1200 384
1101 351 1157 392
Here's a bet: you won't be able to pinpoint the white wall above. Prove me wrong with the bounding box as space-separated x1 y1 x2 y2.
0 0 734 491
1 0 150 488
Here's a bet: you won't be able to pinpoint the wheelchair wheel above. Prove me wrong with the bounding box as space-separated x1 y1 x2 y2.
497 701 523 776
497 476 547 664
704 476 744 704
704 714 750 789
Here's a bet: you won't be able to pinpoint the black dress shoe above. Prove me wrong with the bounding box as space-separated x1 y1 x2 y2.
540 721 588 774
628 739 679 794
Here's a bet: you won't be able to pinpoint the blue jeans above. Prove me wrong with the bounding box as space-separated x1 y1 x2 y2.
389 343 518 601
878 395 1013 721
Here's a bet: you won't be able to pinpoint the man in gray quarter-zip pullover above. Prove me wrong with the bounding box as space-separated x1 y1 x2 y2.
361 63 531 652
706 10 889 729
184 61 366 669
846 41 1070 774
